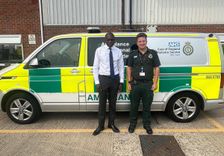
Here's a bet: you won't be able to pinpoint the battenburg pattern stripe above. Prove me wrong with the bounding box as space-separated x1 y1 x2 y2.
29 69 61 93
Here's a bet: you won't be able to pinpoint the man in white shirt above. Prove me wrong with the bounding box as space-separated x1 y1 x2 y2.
92 32 124 136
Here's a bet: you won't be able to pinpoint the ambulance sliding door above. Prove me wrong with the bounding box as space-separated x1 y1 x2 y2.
85 36 135 111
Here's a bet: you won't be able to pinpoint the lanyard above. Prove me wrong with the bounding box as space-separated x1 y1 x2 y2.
138 52 145 66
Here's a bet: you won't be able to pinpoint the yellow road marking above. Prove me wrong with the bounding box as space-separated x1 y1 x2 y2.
1 128 224 134
202 112 224 129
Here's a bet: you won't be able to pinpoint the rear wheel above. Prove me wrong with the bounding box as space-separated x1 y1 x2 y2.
6 93 41 124
166 93 201 122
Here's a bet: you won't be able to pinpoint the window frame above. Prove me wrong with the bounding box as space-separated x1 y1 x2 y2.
27 37 82 69
0 43 24 64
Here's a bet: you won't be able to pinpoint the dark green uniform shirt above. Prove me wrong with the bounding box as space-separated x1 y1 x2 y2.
127 48 161 81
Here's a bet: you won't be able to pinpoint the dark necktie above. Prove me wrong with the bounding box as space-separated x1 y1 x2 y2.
109 48 115 77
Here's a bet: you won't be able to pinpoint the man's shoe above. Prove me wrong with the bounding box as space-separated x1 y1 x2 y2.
144 126 153 134
128 126 135 133
108 124 120 133
92 127 104 136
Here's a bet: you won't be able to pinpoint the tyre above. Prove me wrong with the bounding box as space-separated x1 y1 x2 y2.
6 93 41 124
166 93 201 122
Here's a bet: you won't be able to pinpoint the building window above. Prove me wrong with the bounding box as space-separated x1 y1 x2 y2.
0 44 23 63
0 35 23 69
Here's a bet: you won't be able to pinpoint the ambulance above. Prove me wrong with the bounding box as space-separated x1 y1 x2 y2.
0 32 224 124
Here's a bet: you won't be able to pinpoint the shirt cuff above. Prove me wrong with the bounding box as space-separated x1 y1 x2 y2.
95 80 100 85
120 79 124 84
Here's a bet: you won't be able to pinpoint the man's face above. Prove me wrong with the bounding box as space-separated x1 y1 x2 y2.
137 37 147 50
105 34 115 48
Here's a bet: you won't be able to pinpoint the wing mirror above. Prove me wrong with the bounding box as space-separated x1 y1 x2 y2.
29 58 39 66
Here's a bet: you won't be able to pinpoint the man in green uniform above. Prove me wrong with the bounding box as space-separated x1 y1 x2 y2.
127 33 160 134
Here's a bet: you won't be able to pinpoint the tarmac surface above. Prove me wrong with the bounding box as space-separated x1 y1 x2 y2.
1 108 224 156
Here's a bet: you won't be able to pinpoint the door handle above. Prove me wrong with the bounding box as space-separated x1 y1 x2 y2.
71 69 80 74
90 69 93 73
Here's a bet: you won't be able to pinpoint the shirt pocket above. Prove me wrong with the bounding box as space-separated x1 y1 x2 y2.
100 52 108 61
145 57 153 65
113 53 119 62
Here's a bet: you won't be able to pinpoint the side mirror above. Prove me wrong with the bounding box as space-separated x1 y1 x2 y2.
29 58 39 66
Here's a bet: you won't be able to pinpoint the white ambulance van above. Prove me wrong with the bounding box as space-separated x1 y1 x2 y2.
1 32 224 124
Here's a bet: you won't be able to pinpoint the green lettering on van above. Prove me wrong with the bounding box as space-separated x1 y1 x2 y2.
125 94 130 100
118 94 124 100
93 94 99 101
87 94 93 101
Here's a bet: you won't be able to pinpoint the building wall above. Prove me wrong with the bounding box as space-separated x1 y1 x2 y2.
1 0 224 57
42 0 224 25
44 24 224 41
0 0 41 57
146 0 224 25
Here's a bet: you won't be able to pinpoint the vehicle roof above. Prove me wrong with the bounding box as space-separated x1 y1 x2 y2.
52 32 212 39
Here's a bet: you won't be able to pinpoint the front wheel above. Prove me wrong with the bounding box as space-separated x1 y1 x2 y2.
166 93 201 122
6 93 41 124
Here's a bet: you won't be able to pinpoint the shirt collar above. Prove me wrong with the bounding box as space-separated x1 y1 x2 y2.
138 47 150 55
104 44 115 50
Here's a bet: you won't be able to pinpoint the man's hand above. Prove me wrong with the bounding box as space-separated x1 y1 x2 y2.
128 83 132 91
96 84 101 92
151 83 157 91
118 83 123 92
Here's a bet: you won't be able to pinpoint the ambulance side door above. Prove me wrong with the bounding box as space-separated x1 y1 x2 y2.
28 37 85 111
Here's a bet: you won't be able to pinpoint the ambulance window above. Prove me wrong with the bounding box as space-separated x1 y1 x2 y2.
88 37 136 66
147 37 209 66
222 43 224 54
36 38 81 67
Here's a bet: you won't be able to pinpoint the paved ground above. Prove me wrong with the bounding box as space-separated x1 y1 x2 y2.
1 108 224 156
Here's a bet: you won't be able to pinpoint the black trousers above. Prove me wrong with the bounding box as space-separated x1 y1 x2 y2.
129 82 153 127
98 75 120 128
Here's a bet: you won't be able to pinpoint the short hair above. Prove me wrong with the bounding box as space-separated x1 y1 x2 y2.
136 33 147 40
105 32 114 38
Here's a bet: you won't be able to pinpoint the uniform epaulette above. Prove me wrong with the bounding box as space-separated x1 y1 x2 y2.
130 50 138 53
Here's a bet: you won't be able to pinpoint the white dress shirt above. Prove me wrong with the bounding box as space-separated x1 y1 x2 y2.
93 45 124 85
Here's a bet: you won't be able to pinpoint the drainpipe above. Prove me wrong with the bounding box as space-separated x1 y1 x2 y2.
38 0 44 44
129 0 133 30
121 0 125 28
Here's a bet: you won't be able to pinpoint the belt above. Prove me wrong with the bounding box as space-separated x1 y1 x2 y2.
133 79 152 84
99 74 119 78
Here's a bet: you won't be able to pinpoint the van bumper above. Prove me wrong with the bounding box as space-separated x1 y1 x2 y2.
204 99 224 111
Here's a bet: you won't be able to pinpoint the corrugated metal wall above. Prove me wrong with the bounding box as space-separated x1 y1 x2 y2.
147 0 224 25
42 0 224 25
42 0 122 25
124 0 147 25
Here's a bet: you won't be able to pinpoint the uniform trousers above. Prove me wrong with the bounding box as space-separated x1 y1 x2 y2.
98 75 120 128
129 82 154 127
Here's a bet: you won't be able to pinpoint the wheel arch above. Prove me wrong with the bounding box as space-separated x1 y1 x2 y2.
1 89 42 112
164 89 205 111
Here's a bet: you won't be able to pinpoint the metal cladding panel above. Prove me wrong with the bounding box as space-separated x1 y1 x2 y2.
124 0 147 25
132 0 147 24
147 0 224 25
42 0 224 25
42 0 122 25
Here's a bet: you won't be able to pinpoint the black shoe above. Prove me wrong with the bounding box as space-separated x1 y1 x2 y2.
92 127 104 136
144 126 153 134
108 124 120 133
128 126 135 133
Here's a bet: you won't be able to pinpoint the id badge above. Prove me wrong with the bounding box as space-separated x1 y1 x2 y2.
139 72 145 76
